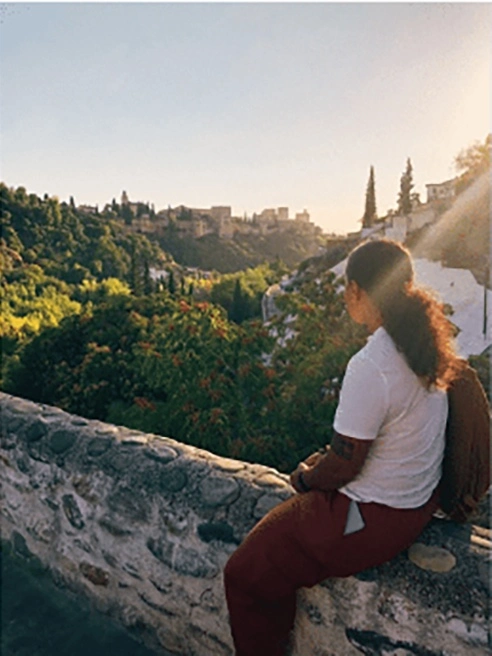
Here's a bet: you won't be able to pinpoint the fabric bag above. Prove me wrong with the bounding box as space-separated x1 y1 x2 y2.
439 358 491 522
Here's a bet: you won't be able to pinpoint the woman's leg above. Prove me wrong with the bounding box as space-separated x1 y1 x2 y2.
224 490 350 656
224 488 439 656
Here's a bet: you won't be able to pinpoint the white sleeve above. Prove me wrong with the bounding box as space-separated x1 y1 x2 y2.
333 353 388 440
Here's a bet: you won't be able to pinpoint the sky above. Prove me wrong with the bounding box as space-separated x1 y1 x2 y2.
0 2 490 235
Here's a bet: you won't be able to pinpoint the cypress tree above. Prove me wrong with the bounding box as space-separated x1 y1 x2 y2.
230 278 247 324
397 158 414 216
143 259 153 295
362 166 377 228
168 270 176 296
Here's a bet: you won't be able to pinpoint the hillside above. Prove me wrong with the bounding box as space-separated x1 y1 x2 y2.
157 227 325 273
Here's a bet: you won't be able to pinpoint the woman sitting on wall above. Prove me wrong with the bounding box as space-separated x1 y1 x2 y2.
224 238 460 656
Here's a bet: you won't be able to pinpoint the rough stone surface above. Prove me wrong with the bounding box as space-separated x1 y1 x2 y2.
62 494 85 530
408 543 457 573
107 486 150 523
199 474 240 507
159 465 188 493
50 429 78 454
1 392 490 656
86 437 112 457
79 562 110 586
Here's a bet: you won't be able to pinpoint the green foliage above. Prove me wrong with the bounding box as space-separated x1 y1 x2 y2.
5 277 364 472
0 183 165 288
0 182 365 472
0 265 82 361
210 263 283 322
267 270 366 461
159 228 322 273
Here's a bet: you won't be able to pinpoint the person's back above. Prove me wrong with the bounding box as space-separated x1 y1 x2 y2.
336 326 448 508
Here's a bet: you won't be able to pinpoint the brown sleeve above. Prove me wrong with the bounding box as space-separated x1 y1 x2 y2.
302 432 374 492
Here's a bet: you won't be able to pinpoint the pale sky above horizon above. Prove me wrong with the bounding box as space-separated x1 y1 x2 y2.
1 2 490 235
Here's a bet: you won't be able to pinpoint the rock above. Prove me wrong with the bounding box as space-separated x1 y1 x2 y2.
106 486 150 522
62 494 85 529
86 437 112 457
144 445 178 463
200 474 240 507
79 562 110 586
25 420 47 443
159 466 188 493
408 543 457 573
105 451 133 473
49 429 77 454
213 456 246 473
256 471 289 487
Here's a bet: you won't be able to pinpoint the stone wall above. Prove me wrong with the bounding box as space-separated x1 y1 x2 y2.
1 392 490 655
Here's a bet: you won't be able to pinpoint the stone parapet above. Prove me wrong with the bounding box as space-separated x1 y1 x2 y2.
0 393 489 655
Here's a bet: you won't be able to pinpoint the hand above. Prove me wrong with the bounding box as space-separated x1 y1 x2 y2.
302 451 325 467
289 462 310 493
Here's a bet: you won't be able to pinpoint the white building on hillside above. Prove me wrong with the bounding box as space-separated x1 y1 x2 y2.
426 179 456 203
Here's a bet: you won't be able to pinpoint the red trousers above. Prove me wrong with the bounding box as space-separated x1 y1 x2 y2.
224 488 439 656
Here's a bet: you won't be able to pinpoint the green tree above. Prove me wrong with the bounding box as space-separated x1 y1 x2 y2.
168 270 176 296
121 203 133 225
397 157 414 215
229 278 247 324
362 165 377 228
143 259 153 296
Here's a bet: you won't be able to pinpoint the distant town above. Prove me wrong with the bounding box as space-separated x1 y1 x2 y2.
75 175 459 249
78 193 320 241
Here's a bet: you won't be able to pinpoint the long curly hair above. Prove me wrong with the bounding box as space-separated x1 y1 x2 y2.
345 239 459 389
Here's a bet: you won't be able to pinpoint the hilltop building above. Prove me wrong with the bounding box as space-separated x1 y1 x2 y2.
118 194 318 242
426 179 456 203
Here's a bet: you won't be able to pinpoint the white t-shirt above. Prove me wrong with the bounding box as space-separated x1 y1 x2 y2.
334 326 448 508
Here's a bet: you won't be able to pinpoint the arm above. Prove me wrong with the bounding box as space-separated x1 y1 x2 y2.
290 432 374 493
